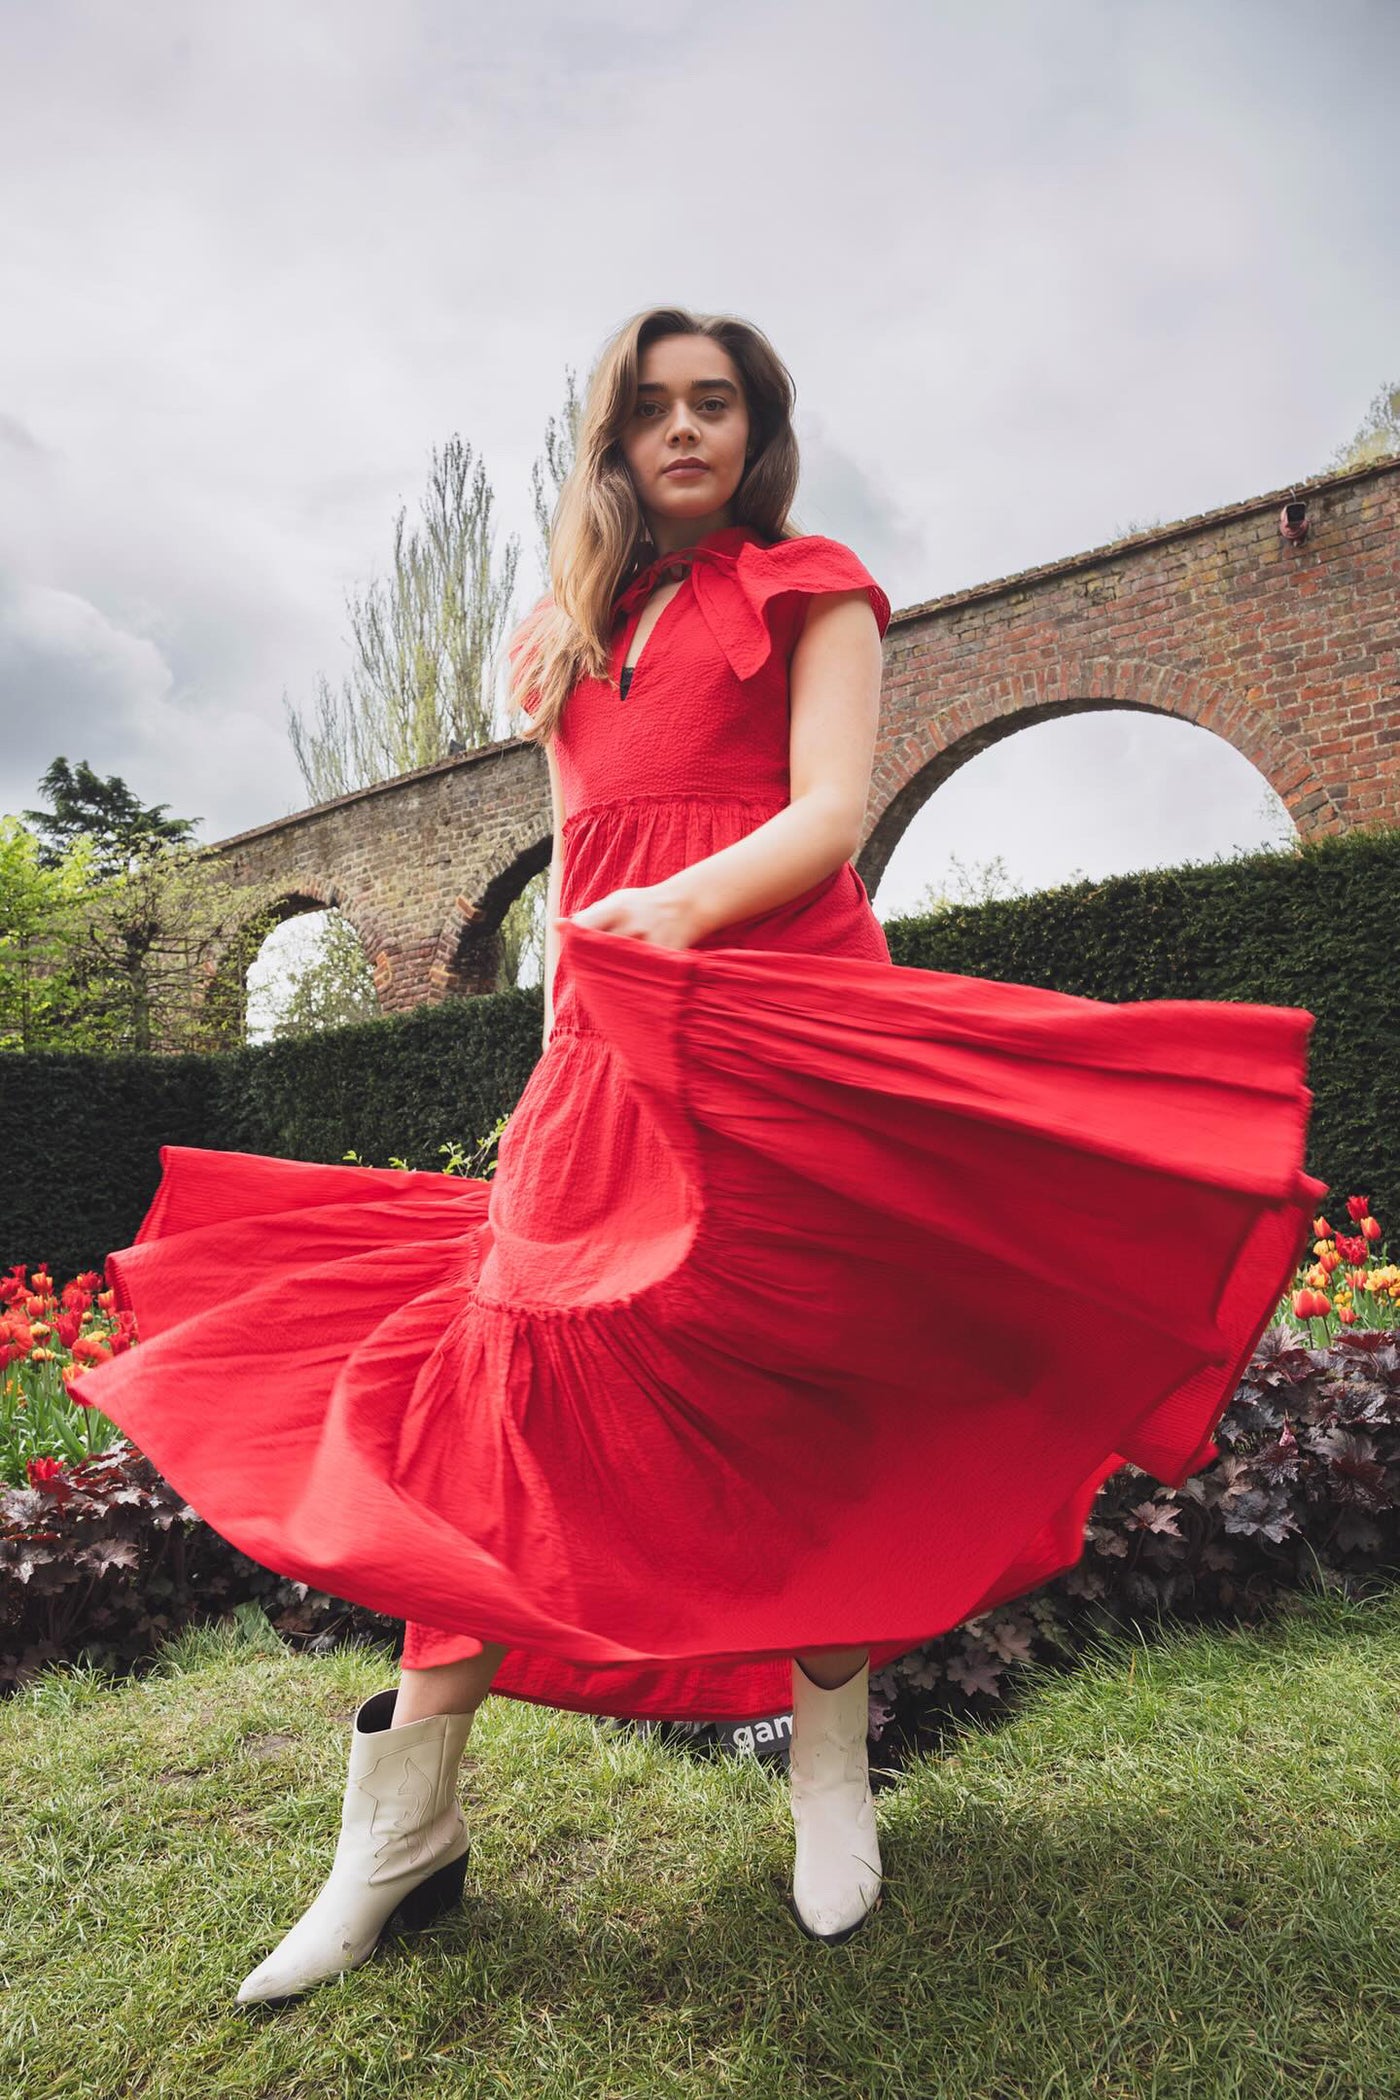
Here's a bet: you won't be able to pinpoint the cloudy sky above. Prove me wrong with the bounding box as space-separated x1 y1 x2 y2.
2 0 1395 937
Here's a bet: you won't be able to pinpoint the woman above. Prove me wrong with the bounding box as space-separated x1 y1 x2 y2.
75 305 1326 2003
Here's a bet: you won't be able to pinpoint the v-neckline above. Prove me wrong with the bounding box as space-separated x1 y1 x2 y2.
614 573 689 694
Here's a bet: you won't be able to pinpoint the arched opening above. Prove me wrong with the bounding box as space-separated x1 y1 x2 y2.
864 703 1302 920
427 832 551 1005
497 860 550 992
245 899 380 1044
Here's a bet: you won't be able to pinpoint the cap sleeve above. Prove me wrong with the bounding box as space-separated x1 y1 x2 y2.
692 534 891 683
507 592 553 716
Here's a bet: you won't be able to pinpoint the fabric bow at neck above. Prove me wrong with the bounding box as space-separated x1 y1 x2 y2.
610 528 777 683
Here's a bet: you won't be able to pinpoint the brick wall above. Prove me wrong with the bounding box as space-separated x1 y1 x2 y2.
863 453 1399 890
200 454 1399 1012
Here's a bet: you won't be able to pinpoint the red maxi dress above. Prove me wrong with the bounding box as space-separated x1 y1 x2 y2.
72 522 1327 1723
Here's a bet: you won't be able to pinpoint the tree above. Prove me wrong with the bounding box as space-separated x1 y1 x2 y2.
528 364 582 593
52 845 289 1055
1 821 286 1056
6 765 284 1054
274 384 583 1026
1329 378 1400 472
11 752 297 1052
0 817 98 1052
21 757 201 883
499 366 582 995
910 852 1038 916
282 434 521 805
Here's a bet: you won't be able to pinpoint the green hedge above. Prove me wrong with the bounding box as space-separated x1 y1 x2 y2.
2 987 544 1281
4 825 1396 1282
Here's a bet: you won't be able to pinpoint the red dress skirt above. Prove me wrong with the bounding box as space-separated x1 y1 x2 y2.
72 524 1326 1722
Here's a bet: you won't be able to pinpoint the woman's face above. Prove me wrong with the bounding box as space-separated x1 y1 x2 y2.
618 333 752 547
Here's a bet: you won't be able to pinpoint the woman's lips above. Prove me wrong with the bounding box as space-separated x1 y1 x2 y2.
664 462 708 475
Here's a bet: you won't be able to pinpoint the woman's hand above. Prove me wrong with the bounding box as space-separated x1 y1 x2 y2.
557 882 701 950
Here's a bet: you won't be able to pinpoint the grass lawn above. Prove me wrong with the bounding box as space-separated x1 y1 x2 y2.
4 1583 1400 2099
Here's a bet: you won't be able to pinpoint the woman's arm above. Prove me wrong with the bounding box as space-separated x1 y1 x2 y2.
651 589 884 943
541 738 567 1046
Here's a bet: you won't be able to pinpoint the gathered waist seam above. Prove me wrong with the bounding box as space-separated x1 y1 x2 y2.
563 791 788 830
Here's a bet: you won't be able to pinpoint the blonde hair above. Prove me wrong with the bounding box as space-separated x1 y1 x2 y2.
507 306 804 742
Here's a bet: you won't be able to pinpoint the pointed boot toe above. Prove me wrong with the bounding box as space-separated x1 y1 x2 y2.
235 1687 477 2005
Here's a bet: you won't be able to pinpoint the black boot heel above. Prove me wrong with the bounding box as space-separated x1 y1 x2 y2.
388 1847 470 1933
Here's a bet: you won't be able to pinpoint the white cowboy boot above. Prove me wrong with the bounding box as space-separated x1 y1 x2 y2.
235 1687 478 2004
786 1656 883 1944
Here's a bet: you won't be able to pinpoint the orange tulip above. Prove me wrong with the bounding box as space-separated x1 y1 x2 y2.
1362 1216 1382 1242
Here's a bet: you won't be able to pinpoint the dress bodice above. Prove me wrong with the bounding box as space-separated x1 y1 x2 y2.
509 523 895 1029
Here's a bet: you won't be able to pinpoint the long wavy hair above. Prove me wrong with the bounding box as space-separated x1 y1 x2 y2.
507 306 805 743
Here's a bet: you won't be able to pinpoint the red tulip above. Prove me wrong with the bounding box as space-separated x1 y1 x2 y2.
0 1315 34 1363
26 1455 72 1503
1346 1195 1371 1221
1339 1306 1356 1325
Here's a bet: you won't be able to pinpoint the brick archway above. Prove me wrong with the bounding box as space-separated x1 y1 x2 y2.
426 829 552 1003
199 455 1399 1012
858 661 1341 898
197 874 391 1034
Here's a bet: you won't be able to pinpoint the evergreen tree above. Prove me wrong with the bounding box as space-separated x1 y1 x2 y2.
21 757 200 883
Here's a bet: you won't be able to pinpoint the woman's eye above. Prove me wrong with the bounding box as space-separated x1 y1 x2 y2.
634 399 730 417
